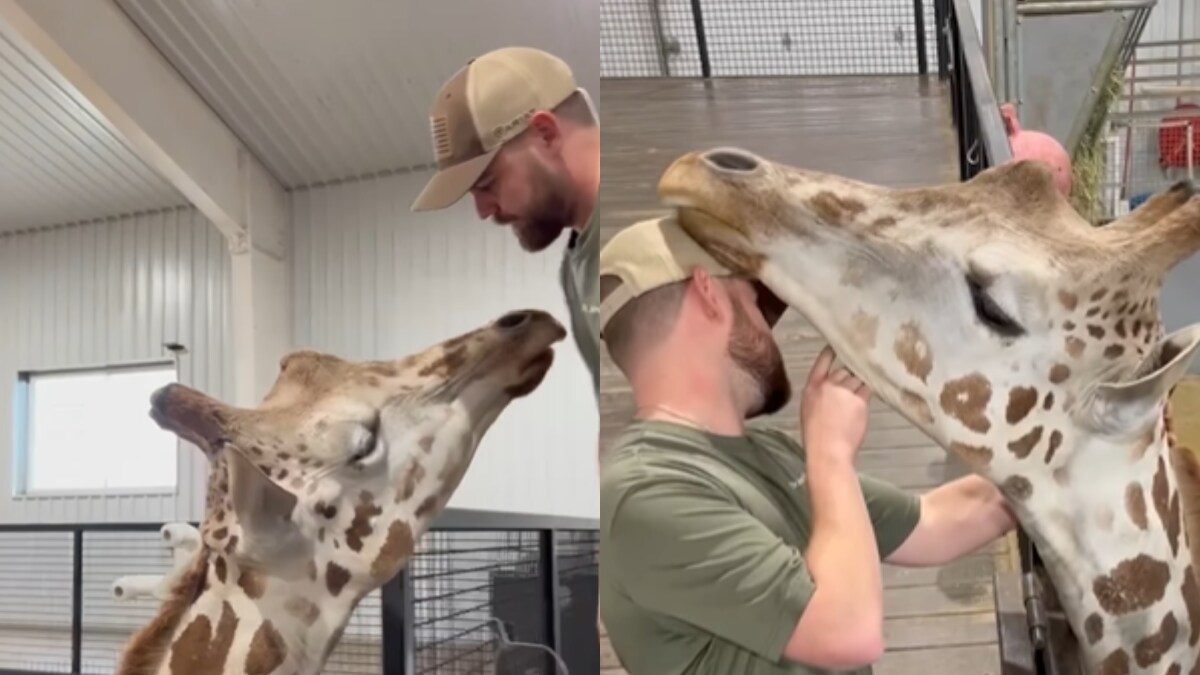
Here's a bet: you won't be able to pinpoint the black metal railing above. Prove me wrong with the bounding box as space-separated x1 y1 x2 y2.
600 0 940 79
934 0 1013 180
0 509 598 675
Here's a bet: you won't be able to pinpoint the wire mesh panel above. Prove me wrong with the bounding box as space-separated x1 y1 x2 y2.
410 530 550 675
0 531 74 672
556 530 599 675
600 0 938 78
1100 116 1199 221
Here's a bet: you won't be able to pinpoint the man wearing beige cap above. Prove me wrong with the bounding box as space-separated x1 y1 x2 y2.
412 46 599 393
597 216 1016 674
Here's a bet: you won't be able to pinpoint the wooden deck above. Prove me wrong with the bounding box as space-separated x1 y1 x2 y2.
597 76 1017 675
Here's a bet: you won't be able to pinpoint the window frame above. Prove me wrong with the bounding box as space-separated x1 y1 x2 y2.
12 359 181 499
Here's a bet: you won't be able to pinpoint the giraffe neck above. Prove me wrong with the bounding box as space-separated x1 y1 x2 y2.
1014 408 1200 674
133 550 362 675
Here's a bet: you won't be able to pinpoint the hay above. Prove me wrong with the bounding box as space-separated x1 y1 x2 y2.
1070 64 1125 224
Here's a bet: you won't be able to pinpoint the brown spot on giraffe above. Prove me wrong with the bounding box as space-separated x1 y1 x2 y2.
225 535 239 556
346 491 383 553
1088 325 1106 339
237 568 266 600
811 190 866 225
244 621 286 675
1064 320 1077 331
1167 664 1182 675
1001 475 1033 501
284 597 321 628
419 436 434 454
870 215 897 231
893 321 933 382
1043 391 1055 411
372 519 416 582
1183 567 1200 646
212 527 229 541
214 557 227 584
1127 483 1148 530
848 310 879 351
415 495 439 519
1008 426 1043 459
395 458 427 504
1091 287 1108 302
1006 386 1038 424
1059 290 1079 311
1085 613 1104 645
418 345 468 378
1045 430 1063 464
901 389 934 426
1066 336 1086 358
949 442 992 468
1169 490 1182 556
939 373 992 434
306 559 318 583
168 601 238 675
1106 344 1126 359
1087 306 1102 318
1134 611 1178 668
326 562 351 597
1155 456 1172 536
1116 318 1127 338
1093 554 1172 615
1097 648 1130 675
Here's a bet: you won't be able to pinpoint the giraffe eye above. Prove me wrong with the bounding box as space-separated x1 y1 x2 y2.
348 416 381 464
967 275 1025 338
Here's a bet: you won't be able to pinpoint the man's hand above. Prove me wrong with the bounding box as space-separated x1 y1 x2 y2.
781 345 884 669
801 346 870 464
886 475 1018 567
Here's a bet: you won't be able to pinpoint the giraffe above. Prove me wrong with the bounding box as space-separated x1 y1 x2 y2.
654 146 1200 675
116 309 566 675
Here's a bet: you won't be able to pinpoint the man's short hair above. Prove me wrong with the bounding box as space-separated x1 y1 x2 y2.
599 274 688 373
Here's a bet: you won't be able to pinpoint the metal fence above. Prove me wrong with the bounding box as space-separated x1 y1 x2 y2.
0 510 599 675
600 0 940 78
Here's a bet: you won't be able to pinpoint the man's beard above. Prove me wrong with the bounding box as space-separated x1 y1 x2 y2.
510 160 575 252
727 301 791 419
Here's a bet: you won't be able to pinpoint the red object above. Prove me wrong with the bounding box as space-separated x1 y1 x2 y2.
1158 103 1200 170
1000 103 1073 197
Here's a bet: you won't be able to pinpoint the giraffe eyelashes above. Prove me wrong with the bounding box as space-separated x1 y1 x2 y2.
347 416 382 465
967 274 1026 338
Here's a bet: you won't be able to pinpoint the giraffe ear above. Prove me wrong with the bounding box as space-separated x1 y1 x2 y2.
1092 324 1200 432
226 448 312 567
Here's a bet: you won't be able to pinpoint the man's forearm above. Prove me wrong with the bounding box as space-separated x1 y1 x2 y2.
803 452 884 629
925 475 1016 561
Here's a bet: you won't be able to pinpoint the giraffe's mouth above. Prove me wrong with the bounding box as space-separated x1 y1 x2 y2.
507 348 557 398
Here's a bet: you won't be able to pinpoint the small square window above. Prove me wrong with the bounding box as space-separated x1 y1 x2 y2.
15 362 179 495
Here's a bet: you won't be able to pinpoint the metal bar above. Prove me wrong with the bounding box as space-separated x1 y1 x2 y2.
1018 0 1157 14
0 522 180 533
688 0 711 78
70 530 83 674
1003 0 1019 105
1135 37 1200 49
934 0 950 79
1131 55 1200 66
540 528 562 666
954 0 1013 166
914 0 929 75
648 0 671 77
381 569 416 675
0 511 601 533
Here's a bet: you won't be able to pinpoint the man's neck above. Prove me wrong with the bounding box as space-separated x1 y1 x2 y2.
632 361 747 436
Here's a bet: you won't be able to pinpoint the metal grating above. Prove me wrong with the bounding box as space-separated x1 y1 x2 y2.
0 32 185 232
116 0 599 190
600 0 939 78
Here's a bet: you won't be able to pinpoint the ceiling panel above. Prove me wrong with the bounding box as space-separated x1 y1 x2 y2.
0 31 186 234
116 0 600 191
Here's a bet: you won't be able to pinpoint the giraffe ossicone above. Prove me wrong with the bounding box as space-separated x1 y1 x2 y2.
116 309 566 675
657 146 1200 675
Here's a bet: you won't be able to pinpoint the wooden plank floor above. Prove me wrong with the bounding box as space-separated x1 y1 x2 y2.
597 76 1016 675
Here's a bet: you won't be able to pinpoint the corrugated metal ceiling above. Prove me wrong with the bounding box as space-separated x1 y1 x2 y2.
116 0 600 191
0 31 185 234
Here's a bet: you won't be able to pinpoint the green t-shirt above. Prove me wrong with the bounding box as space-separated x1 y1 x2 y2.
600 419 922 675
559 214 599 397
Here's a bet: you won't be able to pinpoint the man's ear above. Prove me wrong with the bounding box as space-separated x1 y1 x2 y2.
526 111 563 150
688 267 730 325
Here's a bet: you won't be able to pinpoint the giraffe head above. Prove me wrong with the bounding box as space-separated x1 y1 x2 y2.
147 309 565 597
657 147 1200 494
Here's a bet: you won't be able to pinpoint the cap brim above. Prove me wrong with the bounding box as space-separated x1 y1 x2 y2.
411 149 499 212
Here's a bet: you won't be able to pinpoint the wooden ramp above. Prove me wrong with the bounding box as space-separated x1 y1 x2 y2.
598 75 1014 675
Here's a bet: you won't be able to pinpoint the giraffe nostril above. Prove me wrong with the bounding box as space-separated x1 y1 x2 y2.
496 311 531 330
702 148 760 173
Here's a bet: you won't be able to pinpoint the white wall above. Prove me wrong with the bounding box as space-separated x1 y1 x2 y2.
291 170 599 520
0 209 231 525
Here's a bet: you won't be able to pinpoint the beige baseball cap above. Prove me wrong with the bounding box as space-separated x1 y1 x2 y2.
599 215 786 337
411 46 581 212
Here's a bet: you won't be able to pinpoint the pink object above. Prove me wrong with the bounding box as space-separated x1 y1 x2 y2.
1000 103 1073 198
